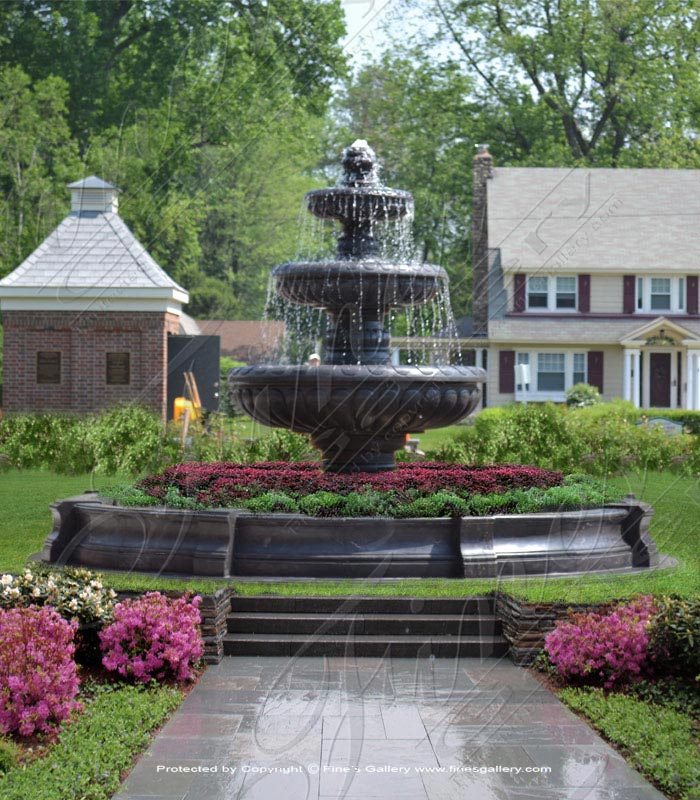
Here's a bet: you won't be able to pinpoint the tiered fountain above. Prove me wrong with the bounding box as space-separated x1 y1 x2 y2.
41 142 661 580
229 140 485 472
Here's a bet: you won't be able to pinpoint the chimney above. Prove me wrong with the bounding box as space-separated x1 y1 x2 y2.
68 176 119 214
472 144 493 337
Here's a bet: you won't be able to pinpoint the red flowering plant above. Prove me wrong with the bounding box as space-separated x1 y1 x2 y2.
544 596 658 689
0 605 82 737
99 592 204 683
132 462 567 515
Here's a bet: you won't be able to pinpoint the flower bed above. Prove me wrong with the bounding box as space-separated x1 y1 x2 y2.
109 462 620 519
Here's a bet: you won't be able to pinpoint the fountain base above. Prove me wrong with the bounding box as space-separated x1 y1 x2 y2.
40 494 662 579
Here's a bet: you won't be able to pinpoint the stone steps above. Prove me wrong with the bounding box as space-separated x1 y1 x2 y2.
223 595 508 659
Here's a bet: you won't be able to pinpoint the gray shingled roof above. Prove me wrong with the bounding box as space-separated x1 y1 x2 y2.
67 176 117 190
0 210 186 293
488 168 700 271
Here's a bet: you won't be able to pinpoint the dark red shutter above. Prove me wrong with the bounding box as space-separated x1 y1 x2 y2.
623 276 636 314
578 274 590 313
687 276 699 315
513 274 526 312
499 350 515 393
587 351 604 393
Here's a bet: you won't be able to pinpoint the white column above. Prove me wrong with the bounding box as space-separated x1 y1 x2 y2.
686 351 694 410
694 352 700 411
631 350 641 408
623 350 632 402
642 350 650 408
391 348 400 366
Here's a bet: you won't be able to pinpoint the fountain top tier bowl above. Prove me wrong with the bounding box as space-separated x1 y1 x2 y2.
229 140 486 472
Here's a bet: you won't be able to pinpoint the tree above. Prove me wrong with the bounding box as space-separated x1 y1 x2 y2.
0 66 82 279
424 0 700 166
0 0 347 148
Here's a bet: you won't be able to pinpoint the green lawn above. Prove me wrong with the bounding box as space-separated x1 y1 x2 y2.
1 468 698 602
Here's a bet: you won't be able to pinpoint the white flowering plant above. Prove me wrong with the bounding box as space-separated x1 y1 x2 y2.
0 567 116 625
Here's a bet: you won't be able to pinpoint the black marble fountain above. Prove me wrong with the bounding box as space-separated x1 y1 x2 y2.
39 142 662 579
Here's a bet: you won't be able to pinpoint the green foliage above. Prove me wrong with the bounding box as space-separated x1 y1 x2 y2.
101 484 160 508
232 429 317 463
427 402 700 477
298 491 346 517
0 682 182 800
244 491 300 514
559 688 700 798
566 383 602 408
0 738 20 774
0 66 81 280
648 595 700 681
630 677 700 722
396 490 469 519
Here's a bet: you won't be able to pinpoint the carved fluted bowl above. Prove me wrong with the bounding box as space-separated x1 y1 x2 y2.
229 364 485 473
272 260 446 310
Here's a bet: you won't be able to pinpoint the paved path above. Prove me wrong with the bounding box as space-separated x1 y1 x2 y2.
113 656 664 800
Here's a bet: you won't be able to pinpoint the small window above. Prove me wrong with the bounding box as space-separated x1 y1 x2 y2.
527 276 548 308
556 277 577 309
36 351 61 384
650 278 671 311
573 353 587 384
537 353 566 391
106 352 131 385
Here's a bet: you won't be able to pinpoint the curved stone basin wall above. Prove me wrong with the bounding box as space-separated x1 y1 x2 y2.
39 494 660 579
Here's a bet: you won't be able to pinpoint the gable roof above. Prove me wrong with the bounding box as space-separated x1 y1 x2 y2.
0 210 188 301
197 320 284 363
488 168 700 272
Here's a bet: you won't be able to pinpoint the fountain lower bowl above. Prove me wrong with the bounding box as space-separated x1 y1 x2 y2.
229 364 485 472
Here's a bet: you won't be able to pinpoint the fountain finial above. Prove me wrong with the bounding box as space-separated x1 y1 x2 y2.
341 139 380 187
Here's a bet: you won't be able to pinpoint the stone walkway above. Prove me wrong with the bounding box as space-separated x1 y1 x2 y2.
113 656 664 800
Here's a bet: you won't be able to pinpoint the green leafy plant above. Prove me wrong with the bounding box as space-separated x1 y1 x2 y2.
0 738 20 774
566 382 602 407
648 595 700 681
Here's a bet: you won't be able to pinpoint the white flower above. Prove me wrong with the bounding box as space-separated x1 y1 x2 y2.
68 599 79 611
47 580 56 590
90 580 103 590
8 588 20 598
32 587 42 597
0 575 13 587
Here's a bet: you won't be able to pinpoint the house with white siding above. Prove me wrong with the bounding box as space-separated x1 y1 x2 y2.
471 148 700 410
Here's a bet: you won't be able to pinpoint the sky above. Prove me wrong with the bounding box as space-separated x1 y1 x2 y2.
339 0 396 64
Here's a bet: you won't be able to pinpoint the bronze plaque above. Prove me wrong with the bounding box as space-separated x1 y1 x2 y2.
106 352 130 385
36 351 61 384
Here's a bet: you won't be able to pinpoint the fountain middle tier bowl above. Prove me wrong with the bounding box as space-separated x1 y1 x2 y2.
306 186 412 223
229 363 486 472
272 260 446 309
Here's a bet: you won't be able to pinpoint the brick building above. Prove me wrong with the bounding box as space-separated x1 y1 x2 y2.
472 150 700 409
0 177 189 418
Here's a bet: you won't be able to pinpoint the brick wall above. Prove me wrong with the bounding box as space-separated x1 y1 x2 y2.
2 310 180 418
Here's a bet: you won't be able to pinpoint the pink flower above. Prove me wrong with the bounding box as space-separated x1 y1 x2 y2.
99 592 203 683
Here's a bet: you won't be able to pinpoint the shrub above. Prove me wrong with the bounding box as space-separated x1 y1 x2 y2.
566 382 601 407
0 606 81 737
0 567 116 626
544 596 657 688
0 738 20 774
647 595 700 681
99 592 203 683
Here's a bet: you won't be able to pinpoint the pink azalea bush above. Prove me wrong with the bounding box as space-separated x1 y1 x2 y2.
99 592 203 683
0 605 81 737
544 596 658 688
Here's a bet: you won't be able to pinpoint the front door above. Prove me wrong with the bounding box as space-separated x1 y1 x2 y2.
649 352 671 407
